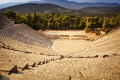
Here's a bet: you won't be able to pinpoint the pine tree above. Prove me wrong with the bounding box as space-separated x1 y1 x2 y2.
109 17 115 27
25 13 32 27
102 19 109 31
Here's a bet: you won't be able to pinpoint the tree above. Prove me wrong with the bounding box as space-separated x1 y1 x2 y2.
4 10 17 21
102 19 109 31
84 27 90 33
31 13 39 30
98 17 103 28
2 10 120 32
109 17 115 27
15 14 24 24
78 21 86 29
115 14 120 26
25 13 32 27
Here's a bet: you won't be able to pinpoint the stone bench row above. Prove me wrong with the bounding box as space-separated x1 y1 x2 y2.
83 28 120 55
0 14 13 29
0 40 56 56
0 24 52 48
20 24 53 45
91 29 120 45
86 43 120 55
91 36 120 48
0 25 51 45
0 56 62 76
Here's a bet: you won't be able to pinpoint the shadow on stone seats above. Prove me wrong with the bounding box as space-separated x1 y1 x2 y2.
17 63 29 71
16 71 24 74
0 75 10 80
0 65 18 75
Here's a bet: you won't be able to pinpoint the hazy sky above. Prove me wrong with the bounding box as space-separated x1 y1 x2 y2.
0 0 120 5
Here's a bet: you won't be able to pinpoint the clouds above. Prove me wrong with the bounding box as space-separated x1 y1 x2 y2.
0 0 119 5
0 0 24 4
68 0 120 3
0 0 41 4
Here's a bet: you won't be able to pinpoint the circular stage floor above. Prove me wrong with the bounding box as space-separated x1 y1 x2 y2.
53 39 90 53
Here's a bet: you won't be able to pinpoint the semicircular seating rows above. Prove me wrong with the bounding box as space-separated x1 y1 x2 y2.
73 27 120 57
0 14 55 54
0 14 14 30
0 14 120 79
0 14 62 76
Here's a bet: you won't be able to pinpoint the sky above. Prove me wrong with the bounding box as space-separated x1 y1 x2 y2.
0 0 120 5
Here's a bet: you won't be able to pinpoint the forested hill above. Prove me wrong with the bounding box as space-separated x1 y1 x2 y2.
0 3 71 14
81 6 120 12
0 0 120 9
0 3 120 17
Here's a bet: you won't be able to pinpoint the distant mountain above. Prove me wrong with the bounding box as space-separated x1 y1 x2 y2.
34 0 120 9
0 3 71 14
0 0 120 9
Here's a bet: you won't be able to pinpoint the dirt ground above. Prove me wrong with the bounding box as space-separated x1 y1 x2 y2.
53 40 90 53
43 30 99 38
43 30 97 53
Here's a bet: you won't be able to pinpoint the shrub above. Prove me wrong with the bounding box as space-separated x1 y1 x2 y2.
84 27 90 33
95 30 100 35
104 28 112 33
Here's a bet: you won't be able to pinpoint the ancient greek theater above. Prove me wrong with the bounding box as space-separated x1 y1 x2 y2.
0 14 120 80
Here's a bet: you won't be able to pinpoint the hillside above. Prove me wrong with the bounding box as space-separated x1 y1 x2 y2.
0 3 71 14
0 0 120 9
0 3 120 17
81 6 120 12
39 0 120 9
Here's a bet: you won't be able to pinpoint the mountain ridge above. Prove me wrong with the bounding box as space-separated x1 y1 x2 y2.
81 6 120 12
0 3 120 17
0 0 120 9
0 3 71 14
